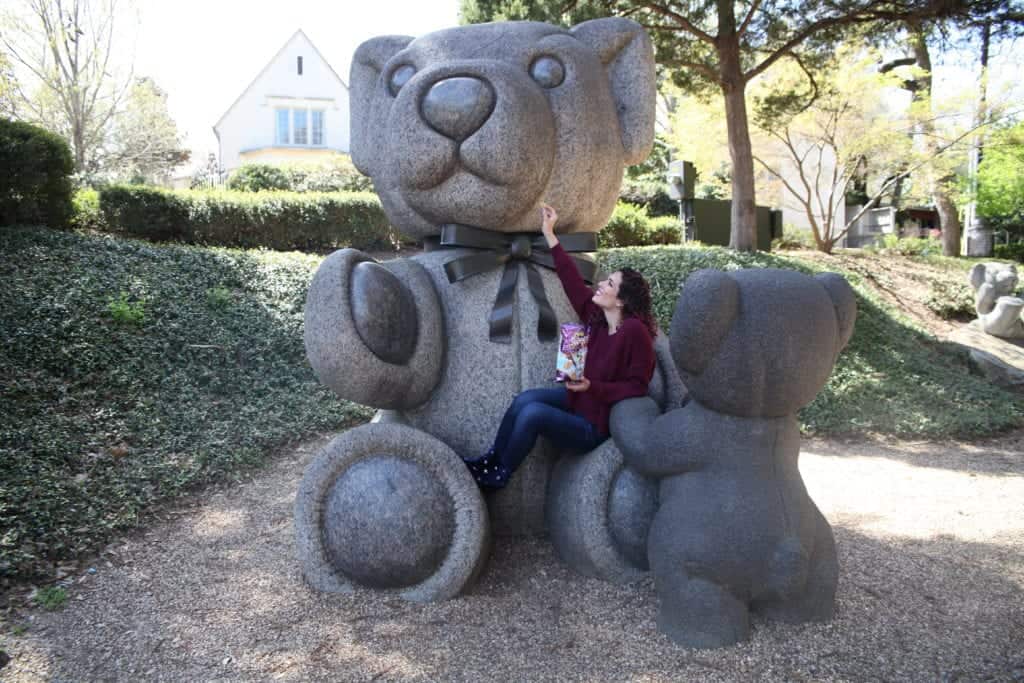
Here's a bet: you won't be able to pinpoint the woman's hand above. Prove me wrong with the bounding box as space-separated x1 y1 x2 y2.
540 203 559 248
566 377 590 393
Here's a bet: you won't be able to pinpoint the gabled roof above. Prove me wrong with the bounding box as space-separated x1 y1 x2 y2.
213 29 348 134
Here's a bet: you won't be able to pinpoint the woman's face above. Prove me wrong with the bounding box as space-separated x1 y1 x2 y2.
592 271 623 311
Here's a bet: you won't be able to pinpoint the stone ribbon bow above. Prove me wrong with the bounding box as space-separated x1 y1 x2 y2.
424 223 598 344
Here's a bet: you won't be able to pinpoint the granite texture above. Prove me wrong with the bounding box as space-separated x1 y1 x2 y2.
610 268 856 648
347 19 655 239
544 329 684 582
546 438 657 584
304 250 445 410
967 262 1024 338
322 456 454 588
294 424 489 602
299 17 658 599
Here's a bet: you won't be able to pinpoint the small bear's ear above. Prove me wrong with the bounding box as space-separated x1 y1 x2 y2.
570 17 655 165
350 35 414 176
815 273 857 354
670 269 740 376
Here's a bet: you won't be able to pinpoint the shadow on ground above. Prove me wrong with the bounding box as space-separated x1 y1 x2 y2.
804 429 1024 477
3 436 1023 682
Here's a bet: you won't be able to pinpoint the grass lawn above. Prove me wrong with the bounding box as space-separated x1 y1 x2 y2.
2 226 1021 585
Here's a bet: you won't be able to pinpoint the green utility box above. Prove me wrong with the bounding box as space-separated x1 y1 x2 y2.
689 199 782 251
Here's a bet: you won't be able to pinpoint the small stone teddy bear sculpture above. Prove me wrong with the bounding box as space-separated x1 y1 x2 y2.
610 268 857 648
967 262 1024 338
294 19 686 602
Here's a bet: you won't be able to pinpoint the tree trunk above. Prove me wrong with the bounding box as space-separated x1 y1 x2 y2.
716 0 757 252
936 190 961 255
909 26 960 256
722 81 758 251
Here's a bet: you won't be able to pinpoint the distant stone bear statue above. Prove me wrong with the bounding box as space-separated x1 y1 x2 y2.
609 268 857 648
968 262 1024 338
294 19 688 602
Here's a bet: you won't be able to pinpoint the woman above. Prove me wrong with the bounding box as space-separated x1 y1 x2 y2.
463 204 657 489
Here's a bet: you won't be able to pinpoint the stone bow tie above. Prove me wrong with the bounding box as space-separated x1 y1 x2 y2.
424 223 598 344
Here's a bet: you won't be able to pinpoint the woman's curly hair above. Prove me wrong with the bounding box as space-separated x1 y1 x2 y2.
588 268 657 337
617 267 658 338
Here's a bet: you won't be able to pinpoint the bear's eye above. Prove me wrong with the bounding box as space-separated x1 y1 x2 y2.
388 64 416 96
529 56 564 88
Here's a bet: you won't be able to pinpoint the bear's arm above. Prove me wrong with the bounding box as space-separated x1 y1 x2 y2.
610 399 707 477
551 242 600 322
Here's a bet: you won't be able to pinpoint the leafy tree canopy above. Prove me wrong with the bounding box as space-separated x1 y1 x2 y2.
977 120 1024 232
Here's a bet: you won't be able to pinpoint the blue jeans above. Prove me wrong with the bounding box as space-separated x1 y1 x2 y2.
464 387 604 489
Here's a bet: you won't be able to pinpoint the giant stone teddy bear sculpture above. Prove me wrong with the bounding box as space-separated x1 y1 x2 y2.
294 19 688 602
608 268 857 647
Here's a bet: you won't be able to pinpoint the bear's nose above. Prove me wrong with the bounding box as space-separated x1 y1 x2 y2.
420 76 495 142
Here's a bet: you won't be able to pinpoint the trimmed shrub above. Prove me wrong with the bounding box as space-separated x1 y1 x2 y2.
619 177 678 217
98 185 392 251
184 191 390 250
600 202 652 248
994 242 1024 263
226 158 374 194
648 216 683 245
0 118 74 228
290 157 374 193
226 164 291 192
70 189 108 231
100 185 188 241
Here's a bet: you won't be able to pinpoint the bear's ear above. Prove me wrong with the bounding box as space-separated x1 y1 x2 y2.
670 270 740 376
350 35 414 177
570 18 655 165
815 273 857 354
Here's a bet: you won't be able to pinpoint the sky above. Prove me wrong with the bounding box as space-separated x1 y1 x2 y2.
131 0 461 173
7 0 1019 177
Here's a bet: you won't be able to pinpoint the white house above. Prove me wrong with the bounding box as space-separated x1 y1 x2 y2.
213 30 350 173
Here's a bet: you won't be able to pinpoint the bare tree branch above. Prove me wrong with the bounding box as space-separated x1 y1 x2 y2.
640 2 717 45
737 0 762 40
878 56 916 73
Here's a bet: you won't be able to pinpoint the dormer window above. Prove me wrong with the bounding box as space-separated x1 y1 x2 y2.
297 56 303 75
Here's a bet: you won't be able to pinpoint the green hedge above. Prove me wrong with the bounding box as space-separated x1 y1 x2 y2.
98 185 393 250
600 202 683 248
599 244 1024 437
995 242 1024 262
0 118 74 228
70 189 108 231
226 159 374 194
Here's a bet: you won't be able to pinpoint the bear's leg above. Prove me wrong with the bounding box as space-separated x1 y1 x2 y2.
754 511 838 623
651 561 750 648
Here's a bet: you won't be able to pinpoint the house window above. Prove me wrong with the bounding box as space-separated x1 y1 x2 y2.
273 107 326 146
275 108 289 144
297 56 303 75
293 109 308 144
311 110 324 145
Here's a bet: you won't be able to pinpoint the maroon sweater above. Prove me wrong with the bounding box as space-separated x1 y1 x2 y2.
551 243 655 436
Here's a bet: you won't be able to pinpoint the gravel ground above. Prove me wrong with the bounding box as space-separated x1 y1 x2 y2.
2 431 1023 682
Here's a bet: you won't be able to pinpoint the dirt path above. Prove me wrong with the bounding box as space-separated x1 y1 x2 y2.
3 431 1023 682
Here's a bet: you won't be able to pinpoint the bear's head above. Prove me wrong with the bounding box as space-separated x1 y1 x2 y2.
349 19 655 240
669 269 857 418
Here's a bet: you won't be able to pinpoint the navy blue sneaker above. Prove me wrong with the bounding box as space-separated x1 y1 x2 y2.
462 450 511 490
